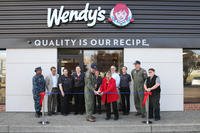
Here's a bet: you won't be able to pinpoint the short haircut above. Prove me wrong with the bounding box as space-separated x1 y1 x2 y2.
148 68 155 72
95 70 99 73
122 66 127 70
50 66 56 71
111 65 116 70
106 70 111 75
76 66 81 69
63 68 68 72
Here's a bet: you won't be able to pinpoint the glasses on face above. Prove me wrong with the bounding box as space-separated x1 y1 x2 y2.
148 71 153 74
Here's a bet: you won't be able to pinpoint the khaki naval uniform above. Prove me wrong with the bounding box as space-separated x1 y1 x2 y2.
131 68 147 115
84 71 96 118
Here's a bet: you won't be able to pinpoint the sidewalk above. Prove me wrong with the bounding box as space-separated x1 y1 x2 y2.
0 111 200 133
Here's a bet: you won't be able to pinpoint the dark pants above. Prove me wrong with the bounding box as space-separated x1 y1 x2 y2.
57 93 61 112
74 87 85 114
94 95 101 113
60 90 70 115
48 87 58 114
149 92 160 119
120 87 130 113
105 95 119 118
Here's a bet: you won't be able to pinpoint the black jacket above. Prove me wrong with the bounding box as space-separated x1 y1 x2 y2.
72 72 85 88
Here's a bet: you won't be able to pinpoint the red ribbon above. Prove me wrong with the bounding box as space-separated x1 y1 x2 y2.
142 91 152 107
39 92 45 106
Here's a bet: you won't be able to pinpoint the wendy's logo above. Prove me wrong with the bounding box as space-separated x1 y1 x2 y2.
108 3 134 27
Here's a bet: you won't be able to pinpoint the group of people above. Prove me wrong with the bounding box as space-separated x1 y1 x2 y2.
32 60 161 122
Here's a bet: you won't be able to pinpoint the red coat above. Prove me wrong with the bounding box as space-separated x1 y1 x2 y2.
100 77 119 104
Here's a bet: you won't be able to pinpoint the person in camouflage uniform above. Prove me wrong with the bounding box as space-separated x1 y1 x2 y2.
131 61 147 118
84 63 97 122
32 67 46 118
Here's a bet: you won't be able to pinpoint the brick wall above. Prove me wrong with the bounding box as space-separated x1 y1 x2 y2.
0 104 5 112
184 103 200 111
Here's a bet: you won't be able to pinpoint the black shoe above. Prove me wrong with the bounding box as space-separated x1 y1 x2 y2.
39 112 42 116
48 112 52 116
155 118 160 121
114 116 119 120
123 112 128 115
98 111 102 114
126 111 130 115
141 114 146 118
35 112 40 118
135 112 141 116
52 112 57 115
74 112 78 115
105 117 110 120
62 113 68 116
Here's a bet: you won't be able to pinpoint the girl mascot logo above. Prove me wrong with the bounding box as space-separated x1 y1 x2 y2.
108 3 134 27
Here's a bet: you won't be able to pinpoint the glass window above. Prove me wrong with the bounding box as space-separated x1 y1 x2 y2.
0 50 6 106
84 50 123 74
183 49 200 103
58 49 123 76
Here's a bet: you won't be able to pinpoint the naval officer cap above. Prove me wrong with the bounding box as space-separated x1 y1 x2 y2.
134 60 141 65
91 63 97 70
35 67 42 72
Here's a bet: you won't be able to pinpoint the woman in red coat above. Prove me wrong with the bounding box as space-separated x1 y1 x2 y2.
99 71 119 120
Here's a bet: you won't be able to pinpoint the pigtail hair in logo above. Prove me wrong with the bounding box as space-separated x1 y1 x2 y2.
108 3 134 27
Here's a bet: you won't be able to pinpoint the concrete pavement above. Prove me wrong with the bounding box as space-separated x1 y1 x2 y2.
0 111 200 133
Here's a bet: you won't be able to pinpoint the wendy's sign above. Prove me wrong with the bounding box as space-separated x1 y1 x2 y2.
47 3 134 28
47 3 106 27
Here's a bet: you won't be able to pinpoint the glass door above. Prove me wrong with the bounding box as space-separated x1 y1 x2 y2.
57 52 84 112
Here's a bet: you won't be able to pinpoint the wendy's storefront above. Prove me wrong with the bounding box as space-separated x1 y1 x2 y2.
0 1 200 112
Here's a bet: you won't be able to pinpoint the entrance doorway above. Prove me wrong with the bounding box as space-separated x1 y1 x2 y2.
58 49 123 112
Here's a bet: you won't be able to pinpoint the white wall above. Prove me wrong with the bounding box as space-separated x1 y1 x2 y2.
6 49 57 112
6 48 183 112
124 48 183 111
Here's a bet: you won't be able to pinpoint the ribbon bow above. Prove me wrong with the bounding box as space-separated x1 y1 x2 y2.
39 92 45 106
142 91 152 107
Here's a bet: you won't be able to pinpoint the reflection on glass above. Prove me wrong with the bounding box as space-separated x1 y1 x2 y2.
0 50 6 105
58 49 123 75
58 49 83 75
84 50 123 73
183 49 200 103
60 58 82 75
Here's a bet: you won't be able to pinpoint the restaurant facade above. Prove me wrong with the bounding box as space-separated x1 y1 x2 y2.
0 0 200 112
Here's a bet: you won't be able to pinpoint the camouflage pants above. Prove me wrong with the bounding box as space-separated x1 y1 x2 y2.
33 90 41 112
